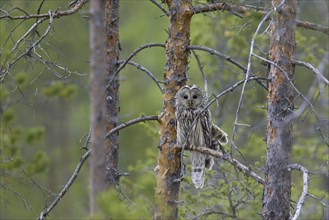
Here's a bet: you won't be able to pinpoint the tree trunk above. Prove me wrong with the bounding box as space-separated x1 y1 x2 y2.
104 0 120 187
262 0 296 219
154 1 192 219
89 0 107 215
89 0 120 215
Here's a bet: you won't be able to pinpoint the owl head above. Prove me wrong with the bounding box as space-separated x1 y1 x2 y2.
175 85 204 109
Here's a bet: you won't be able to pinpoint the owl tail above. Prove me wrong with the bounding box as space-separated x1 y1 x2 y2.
191 152 206 188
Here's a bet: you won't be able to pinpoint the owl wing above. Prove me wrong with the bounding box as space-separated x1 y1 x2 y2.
200 109 212 148
211 124 228 145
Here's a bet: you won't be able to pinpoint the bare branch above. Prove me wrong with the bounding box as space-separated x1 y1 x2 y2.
37 149 90 220
120 60 164 94
293 58 329 86
307 193 329 208
0 0 88 20
109 43 165 84
252 53 318 125
11 18 45 52
287 164 309 220
296 19 329 36
106 115 159 138
192 2 329 36
188 45 268 90
191 50 208 101
36 115 159 219
1 11 54 83
149 0 169 16
188 45 246 72
187 146 264 185
231 10 272 150
192 2 255 16
203 76 269 111
192 207 234 220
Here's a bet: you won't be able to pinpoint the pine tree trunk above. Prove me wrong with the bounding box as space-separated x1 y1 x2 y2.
89 0 120 215
89 0 107 215
154 1 192 219
104 0 120 187
262 0 296 219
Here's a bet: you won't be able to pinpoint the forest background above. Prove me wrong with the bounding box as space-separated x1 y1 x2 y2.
0 0 328 219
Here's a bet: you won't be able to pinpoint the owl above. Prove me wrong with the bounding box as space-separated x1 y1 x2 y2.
175 85 228 188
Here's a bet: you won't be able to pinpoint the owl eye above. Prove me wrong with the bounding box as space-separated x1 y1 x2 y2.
192 95 198 99
183 95 188 99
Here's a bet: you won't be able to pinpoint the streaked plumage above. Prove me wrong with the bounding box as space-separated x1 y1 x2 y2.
175 85 228 188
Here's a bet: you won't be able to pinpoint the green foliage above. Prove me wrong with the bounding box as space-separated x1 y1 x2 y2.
179 158 264 219
42 81 78 99
25 126 45 144
2 107 15 124
0 86 9 101
26 151 50 175
15 72 28 86
97 147 156 218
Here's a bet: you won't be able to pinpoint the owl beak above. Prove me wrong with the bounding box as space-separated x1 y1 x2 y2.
188 100 193 107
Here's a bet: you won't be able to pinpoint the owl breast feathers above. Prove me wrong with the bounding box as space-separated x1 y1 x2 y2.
175 85 228 188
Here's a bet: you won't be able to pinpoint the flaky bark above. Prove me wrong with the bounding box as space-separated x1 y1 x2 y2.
154 0 193 219
89 0 107 215
262 0 296 219
104 0 120 187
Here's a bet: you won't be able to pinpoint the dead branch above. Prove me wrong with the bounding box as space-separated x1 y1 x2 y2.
287 164 309 220
191 50 208 100
203 76 269 113
293 58 329 86
231 10 272 150
192 207 234 220
36 115 159 220
188 45 268 90
106 115 159 138
149 0 169 16
109 43 165 84
188 45 246 73
37 149 90 220
307 193 329 208
188 146 264 185
1 11 54 83
296 19 329 36
119 60 164 94
252 53 319 125
0 0 88 20
192 2 329 36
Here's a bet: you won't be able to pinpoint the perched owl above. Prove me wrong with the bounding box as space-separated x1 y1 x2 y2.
175 85 228 188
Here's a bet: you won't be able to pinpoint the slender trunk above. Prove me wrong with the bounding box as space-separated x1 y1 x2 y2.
104 0 120 187
89 0 107 215
262 0 296 219
154 1 192 219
